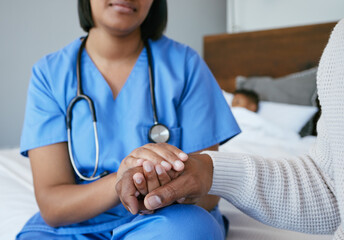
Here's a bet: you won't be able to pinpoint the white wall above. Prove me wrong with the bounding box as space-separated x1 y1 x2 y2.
166 0 227 56
0 0 226 148
0 1 84 149
227 0 344 32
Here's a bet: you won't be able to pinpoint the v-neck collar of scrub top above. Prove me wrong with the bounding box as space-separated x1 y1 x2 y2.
80 43 148 103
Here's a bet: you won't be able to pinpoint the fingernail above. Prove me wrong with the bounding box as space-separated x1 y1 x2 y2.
143 162 152 172
128 206 134 214
147 195 162 209
161 161 171 170
178 152 188 161
155 165 163 175
134 175 142 184
136 159 144 166
135 191 140 197
177 197 185 203
139 210 154 215
173 160 184 171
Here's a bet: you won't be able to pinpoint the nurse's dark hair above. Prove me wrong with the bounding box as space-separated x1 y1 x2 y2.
77 0 168 41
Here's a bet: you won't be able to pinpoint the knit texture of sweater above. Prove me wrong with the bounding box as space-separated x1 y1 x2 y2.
206 18 344 239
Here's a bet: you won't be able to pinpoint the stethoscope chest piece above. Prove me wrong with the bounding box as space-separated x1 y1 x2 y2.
149 123 170 143
67 36 171 181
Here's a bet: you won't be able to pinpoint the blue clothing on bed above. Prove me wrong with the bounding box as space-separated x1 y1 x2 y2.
18 36 240 239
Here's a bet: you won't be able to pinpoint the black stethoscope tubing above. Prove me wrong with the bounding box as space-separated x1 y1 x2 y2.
67 36 97 130
66 36 170 181
146 38 158 125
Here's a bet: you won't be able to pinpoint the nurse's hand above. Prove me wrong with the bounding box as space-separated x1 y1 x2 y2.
117 154 214 214
132 161 172 197
117 143 188 181
116 162 174 215
116 166 146 214
116 143 187 214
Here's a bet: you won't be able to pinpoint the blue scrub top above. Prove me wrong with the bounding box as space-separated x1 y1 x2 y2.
21 35 240 178
19 36 240 236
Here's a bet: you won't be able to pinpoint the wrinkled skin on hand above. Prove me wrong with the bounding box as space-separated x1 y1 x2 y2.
143 154 214 210
116 153 213 214
115 143 188 214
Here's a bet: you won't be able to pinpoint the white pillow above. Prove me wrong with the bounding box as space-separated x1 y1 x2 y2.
258 101 317 133
222 91 317 133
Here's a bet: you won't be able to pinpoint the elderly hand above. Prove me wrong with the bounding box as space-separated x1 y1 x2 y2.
143 153 214 210
115 143 188 214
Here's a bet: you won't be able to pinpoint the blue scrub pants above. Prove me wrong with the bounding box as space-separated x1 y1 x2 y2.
17 205 227 240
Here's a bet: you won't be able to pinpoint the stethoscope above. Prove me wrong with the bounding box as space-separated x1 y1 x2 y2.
66 36 170 181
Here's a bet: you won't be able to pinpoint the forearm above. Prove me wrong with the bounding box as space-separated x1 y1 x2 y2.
205 151 340 234
37 172 120 227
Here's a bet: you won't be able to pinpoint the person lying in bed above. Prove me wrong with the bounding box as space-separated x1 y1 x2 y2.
230 88 300 144
117 19 344 239
231 89 259 112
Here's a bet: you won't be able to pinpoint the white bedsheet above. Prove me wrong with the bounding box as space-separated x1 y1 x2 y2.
0 148 38 240
0 144 333 240
220 107 317 158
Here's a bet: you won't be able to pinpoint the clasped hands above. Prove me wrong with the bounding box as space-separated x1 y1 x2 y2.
115 143 214 215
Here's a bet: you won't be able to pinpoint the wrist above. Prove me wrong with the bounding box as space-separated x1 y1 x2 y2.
104 172 121 207
199 153 214 193
190 153 213 194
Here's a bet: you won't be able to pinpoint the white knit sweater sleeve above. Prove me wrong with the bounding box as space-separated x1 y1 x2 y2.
204 19 344 236
205 150 339 234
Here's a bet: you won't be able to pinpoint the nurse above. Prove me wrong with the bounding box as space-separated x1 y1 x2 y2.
18 0 240 239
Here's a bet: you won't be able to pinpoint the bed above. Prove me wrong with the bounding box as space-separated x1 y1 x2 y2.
0 21 338 240
204 21 338 239
0 147 334 240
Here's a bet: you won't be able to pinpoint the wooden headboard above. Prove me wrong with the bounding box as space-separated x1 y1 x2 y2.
203 22 337 93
